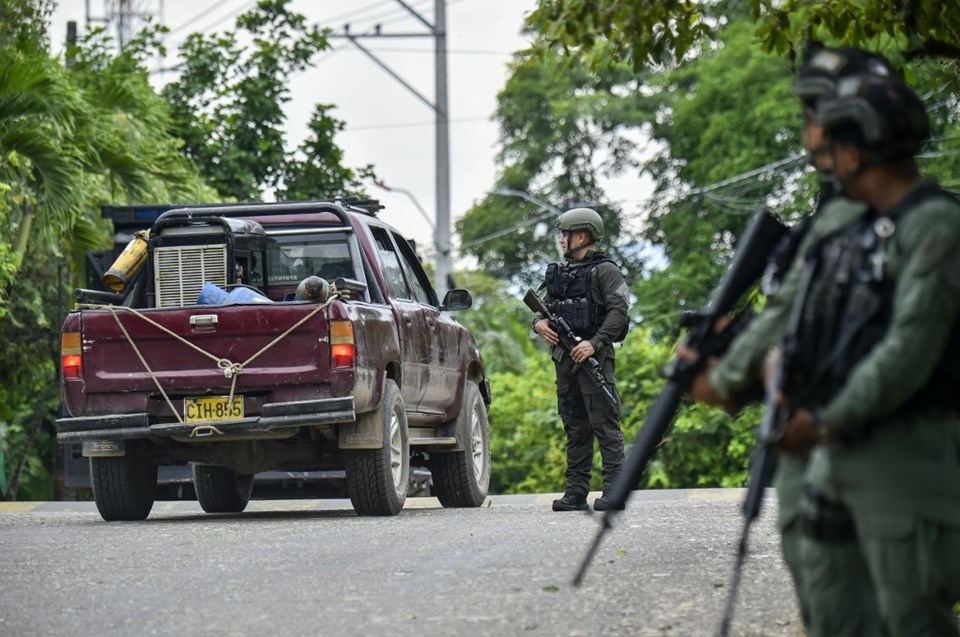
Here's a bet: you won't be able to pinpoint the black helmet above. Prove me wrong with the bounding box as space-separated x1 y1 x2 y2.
557 207 604 241
792 43 895 106
816 75 930 158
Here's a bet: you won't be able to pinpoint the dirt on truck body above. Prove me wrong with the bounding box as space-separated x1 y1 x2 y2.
57 200 491 520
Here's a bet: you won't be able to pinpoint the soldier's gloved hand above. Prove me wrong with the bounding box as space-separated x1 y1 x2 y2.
776 408 822 457
534 319 559 346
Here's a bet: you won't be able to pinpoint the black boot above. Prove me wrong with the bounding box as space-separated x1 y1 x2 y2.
552 492 588 512
593 494 625 511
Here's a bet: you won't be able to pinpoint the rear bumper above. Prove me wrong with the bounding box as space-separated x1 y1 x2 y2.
56 397 356 443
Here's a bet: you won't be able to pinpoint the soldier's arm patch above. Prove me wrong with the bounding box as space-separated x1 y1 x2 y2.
614 282 631 305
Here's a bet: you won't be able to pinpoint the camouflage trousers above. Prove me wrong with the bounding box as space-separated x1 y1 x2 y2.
775 456 885 636
804 413 960 636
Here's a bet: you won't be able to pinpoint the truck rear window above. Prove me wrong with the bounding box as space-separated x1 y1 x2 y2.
253 234 354 285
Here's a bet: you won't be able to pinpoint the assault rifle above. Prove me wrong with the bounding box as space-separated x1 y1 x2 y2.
573 209 789 586
718 255 818 636
524 289 619 408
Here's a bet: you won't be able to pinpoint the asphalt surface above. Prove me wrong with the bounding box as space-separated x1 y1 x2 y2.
0 489 801 637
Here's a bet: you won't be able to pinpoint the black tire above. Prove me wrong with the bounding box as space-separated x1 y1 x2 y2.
429 380 490 507
192 464 254 514
89 448 158 522
345 379 409 516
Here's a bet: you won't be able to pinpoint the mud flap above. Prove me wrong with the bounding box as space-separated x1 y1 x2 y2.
338 408 384 449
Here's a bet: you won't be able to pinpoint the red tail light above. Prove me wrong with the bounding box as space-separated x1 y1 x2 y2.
62 332 82 379
330 321 355 369
331 343 355 368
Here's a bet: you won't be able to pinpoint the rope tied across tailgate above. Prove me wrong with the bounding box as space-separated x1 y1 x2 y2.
76 291 343 436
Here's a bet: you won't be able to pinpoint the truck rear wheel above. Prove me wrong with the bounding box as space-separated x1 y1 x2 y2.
90 446 157 521
192 464 254 513
429 380 490 507
345 379 409 516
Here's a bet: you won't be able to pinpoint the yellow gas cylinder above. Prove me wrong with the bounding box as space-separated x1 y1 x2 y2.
102 230 149 292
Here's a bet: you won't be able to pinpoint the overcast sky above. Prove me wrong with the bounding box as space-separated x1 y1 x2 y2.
46 0 534 252
48 0 652 264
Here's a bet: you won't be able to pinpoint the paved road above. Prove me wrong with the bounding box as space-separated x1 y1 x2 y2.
0 489 801 637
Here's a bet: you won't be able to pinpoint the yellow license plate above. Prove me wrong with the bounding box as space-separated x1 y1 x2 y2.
184 396 244 423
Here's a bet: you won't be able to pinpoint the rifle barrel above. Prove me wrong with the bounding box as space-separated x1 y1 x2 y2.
573 513 613 587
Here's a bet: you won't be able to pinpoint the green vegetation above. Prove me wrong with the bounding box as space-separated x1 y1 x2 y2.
456 2 960 494
0 0 370 500
2 0 959 499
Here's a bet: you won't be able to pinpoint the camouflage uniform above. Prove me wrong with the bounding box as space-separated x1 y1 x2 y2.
800 181 960 635
710 196 884 635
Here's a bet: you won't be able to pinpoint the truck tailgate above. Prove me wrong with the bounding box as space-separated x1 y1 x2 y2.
77 304 331 393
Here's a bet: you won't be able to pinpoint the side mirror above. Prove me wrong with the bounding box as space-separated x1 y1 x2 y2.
441 288 472 311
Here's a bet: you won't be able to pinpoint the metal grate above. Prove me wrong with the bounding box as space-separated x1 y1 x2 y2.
154 244 228 307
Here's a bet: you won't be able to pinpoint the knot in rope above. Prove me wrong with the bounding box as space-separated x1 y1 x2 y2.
218 359 241 379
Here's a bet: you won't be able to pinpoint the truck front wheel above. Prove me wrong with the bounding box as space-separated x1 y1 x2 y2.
192 464 254 513
90 445 157 521
345 379 409 516
429 380 490 507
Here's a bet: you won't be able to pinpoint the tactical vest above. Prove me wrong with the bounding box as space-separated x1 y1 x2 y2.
762 214 816 297
762 183 836 296
793 182 960 417
543 256 615 340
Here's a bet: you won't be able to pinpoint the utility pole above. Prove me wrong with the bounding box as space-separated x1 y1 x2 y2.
434 0 451 296
85 0 163 50
333 0 452 296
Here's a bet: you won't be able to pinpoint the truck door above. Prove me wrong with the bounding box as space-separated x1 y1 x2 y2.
370 228 428 411
391 233 460 417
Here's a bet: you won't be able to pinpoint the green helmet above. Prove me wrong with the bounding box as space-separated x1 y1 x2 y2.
557 207 604 242
816 74 929 158
791 44 894 106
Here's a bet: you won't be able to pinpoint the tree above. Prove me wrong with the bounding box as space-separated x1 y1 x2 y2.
528 0 712 68
163 0 371 202
528 0 960 72
0 23 213 307
0 2 215 499
0 0 52 51
455 44 646 285
507 10 960 335
279 104 372 201
629 20 806 334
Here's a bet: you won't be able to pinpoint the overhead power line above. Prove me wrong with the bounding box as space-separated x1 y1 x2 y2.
166 0 234 37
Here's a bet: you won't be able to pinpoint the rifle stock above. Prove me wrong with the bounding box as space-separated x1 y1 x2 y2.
573 209 789 587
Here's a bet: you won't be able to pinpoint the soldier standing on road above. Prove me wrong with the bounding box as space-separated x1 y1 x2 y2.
684 45 893 635
533 208 631 512
774 74 960 636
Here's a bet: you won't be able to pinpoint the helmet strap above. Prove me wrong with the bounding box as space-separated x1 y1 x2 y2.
564 234 596 260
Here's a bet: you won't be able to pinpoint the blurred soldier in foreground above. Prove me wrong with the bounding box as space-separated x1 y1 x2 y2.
532 208 630 512
779 74 960 635
684 45 894 635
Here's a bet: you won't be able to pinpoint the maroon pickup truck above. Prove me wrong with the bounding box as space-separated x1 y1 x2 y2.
57 200 491 521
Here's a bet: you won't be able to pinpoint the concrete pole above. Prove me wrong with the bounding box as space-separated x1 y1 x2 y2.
433 0 452 296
